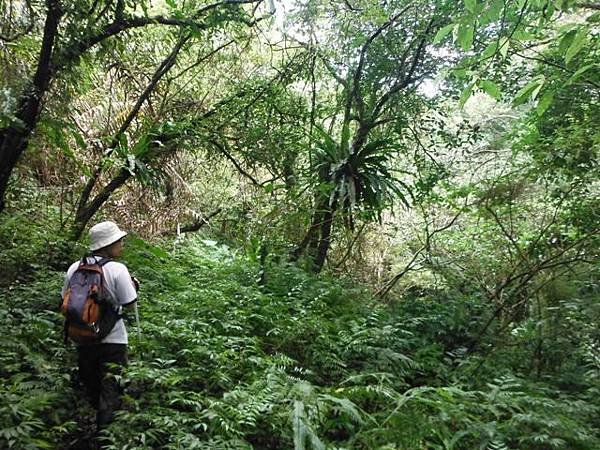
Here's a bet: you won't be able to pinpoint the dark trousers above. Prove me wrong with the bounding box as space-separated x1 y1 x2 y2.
77 343 127 430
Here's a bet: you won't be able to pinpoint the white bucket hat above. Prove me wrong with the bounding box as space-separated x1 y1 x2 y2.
89 221 128 251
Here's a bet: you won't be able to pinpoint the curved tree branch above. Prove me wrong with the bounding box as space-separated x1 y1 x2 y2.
56 0 262 70
209 139 261 186
76 33 191 216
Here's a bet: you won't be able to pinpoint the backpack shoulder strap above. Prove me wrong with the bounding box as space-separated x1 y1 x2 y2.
93 257 111 297
97 257 112 267
88 253 111 267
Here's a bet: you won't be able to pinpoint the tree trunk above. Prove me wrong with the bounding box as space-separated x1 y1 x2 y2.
70 168 132 241
314 208 333 273
291 193 328 263
70 127 180 241
0 0 61 213
306 209 324 259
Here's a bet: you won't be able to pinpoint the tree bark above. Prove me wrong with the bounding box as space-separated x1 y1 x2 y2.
314 207 333 273
306 208 325 259
74 34 190 227
291 207 322 261
70 167 133 241
0 0 61 213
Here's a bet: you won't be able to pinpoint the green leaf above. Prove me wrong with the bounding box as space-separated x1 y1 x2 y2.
513 83 535 106
319 394 365 424
481 0 504 24
568 63 597 83
361 139 390 156
433 24 454 44
71 130 87 150
513 76 545 106
565 29 588 64
512 30 535 41
481 42 498 59
27 439 53 449
479 80 502 100
317 182 334 196
465 0 477 13
452 68 468 79
165 0 177 8
559 30 577 55
536 91 554 115
452 23 461 44
459 83 474 108
293 401 306 450
530 77 544 101
457 24 474 51
499 37 510 59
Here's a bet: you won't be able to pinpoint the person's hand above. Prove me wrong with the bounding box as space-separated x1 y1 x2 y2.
131 276 140 292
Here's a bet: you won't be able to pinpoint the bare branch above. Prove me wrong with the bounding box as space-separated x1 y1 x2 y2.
577 2 600 10
76 34 191 216
209 139 261 186
335 223 367 268
57 0 262 70
484 205 529 264
373 18 434 118
343 0 362 12
353 2 416 120
314 51 348 88
512 51 600 90
467 229 599 354
376 208 464 298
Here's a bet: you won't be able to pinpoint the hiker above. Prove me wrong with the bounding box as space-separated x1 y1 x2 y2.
61 220 139 431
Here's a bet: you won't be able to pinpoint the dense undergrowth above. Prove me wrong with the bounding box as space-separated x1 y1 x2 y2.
1 213 598 450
